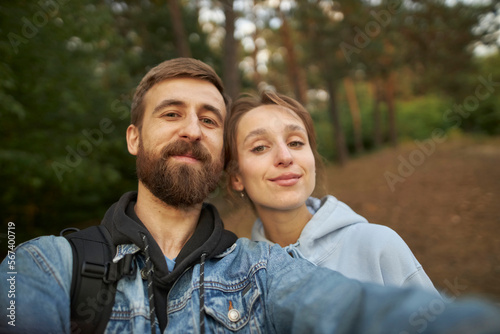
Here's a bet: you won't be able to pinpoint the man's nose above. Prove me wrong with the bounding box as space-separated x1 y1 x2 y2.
274 142 293 167
178 113 202 142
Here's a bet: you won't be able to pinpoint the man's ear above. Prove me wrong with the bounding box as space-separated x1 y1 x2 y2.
231 174 244 192
126 124 139 156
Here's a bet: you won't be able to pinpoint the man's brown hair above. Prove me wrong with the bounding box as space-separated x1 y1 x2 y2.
131 58 230 128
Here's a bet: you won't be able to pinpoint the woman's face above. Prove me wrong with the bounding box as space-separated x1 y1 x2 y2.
231 104 316 212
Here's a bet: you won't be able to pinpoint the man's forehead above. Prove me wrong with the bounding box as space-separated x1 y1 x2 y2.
145 78 226 118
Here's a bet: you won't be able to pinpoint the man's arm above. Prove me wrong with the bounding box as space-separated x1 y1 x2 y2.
264 243 500 334
0 236 72 333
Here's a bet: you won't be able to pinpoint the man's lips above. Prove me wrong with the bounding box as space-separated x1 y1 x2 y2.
269 173 302 186
170 153 199 163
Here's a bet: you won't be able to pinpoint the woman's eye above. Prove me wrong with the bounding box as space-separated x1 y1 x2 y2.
289 141 305 148
251 145 266 153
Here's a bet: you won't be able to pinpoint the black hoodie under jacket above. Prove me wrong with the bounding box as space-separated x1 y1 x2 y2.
101 191 238 332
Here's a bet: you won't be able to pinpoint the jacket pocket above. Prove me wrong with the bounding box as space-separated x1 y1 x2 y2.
203 280 263 333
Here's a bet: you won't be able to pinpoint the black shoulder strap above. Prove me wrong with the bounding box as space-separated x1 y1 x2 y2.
63 225 136 334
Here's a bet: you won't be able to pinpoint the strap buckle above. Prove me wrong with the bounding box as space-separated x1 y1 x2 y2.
103 254 137 283
81 261 107 279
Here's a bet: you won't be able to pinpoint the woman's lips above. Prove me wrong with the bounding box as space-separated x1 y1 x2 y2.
269 173 302 186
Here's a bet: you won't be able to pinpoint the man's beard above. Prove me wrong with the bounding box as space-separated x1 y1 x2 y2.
136 139 223 209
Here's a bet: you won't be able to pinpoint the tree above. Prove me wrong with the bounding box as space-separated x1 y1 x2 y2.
167 0 192 57
222 0 240 101
0 0 219 244
343 76 364 153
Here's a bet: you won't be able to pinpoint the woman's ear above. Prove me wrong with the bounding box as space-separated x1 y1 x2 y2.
126 124 140 156
230 174 244 192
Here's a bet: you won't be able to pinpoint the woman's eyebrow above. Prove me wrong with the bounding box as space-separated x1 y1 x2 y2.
243 128 268 144
243 124 306 144
285 124 307 134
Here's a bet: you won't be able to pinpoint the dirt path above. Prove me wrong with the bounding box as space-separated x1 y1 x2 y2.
218 135 500 300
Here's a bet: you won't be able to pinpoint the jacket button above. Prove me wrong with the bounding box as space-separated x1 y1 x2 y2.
228 308 241 322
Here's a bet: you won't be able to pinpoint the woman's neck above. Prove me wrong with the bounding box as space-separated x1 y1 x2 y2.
257 204 313 247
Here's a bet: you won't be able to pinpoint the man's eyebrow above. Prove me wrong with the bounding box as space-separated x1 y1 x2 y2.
152 99 185 115
152 99 223 123
203 104 224 124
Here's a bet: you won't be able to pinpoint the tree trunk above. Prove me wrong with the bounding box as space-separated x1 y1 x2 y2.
251 32 261 87
222 0 240 101
278 9 307 105
326 79 348 165
343 76 364 153
166 0 191 57
384 72 397 147
372 78 383 148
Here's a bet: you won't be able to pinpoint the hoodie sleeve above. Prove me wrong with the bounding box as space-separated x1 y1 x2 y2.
351 223 440 294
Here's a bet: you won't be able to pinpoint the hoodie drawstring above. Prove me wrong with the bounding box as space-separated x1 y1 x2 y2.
199 252 207 334
142 234 156 334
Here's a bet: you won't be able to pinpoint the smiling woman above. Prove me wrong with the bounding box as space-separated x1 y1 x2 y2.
224 91 441 294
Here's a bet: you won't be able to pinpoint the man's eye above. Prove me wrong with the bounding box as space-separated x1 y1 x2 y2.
164 112 180 118
201 118 216 125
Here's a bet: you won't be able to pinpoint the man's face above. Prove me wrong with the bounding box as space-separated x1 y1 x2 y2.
126 78 226 208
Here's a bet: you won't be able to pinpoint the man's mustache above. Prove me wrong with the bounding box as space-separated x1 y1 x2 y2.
160 140 212 163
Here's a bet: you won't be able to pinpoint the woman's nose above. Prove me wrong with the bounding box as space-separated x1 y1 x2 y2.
274 143 293 167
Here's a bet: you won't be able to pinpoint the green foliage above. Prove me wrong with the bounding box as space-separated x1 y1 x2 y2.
397 95 453 141
0 0 218 243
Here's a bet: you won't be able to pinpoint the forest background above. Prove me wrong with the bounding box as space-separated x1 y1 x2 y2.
1 0 500 299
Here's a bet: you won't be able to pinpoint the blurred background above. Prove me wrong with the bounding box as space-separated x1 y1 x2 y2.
1 0 499 299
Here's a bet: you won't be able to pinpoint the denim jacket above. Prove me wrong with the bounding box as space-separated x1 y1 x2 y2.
2 234 500 334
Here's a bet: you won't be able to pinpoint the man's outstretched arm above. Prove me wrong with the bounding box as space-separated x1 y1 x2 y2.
265 243 500 334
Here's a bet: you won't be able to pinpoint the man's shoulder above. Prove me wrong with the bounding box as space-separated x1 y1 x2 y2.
222 238 299 266
13 235 72 271
213 238 274 263
234 238 274 254
17 234 71 255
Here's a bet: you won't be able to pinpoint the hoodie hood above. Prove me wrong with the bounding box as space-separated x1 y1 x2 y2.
102 191 237 285
251 195 368 260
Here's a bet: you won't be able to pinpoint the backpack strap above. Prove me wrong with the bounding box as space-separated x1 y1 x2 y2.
63 225 136 334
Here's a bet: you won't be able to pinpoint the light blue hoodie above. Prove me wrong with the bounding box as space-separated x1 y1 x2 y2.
251 195 439 294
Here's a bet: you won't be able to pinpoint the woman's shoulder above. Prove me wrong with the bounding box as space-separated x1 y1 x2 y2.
346 222 411 250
